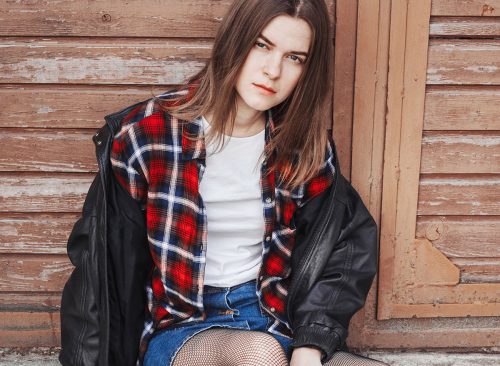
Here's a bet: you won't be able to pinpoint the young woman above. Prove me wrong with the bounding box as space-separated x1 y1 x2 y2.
108 1 382 365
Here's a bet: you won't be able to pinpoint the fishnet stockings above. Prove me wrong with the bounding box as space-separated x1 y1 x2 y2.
172 328 388 366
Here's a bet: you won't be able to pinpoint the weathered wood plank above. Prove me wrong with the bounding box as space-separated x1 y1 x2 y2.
0 312 60 347
0 293 61 312
0 255 72 292
430 17 500 37
420 132 500 174
0 174 93 213
416 216 500 258
431 0 500 16
0 213 78 254
453 257 500 283
417 175 500 215
427 40 500 85
0 0 336 38
0 0 228 37
333 0 358 178
424 87 500 130
0 129 97 172
411 283 500 305
0 85 163 128
0 38 211 85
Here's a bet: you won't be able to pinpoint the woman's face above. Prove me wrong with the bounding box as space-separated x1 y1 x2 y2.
235 15 313 114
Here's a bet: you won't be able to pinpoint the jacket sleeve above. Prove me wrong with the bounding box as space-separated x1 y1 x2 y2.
288 139 378 363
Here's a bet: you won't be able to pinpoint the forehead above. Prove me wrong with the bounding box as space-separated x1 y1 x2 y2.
260 15 312 53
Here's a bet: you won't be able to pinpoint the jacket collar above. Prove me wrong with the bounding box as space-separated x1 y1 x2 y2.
180 108 276 162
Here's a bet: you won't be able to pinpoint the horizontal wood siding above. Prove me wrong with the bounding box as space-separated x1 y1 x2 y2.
0 214 78 254
0 38 211 85
419 3 500 293
431 0 500 16
0 86 163 128
423 87 500 130
427 40 499 85
430 17 500 37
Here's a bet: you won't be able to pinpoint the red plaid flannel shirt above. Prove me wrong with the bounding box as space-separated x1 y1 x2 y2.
110 89 336 361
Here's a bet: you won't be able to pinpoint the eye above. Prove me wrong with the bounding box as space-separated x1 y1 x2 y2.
255 41 268 50
288 54 304 64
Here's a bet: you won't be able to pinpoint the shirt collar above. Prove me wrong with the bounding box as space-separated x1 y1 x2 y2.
181 108 275 161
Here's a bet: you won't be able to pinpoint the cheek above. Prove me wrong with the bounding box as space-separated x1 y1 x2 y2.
280 69 303 98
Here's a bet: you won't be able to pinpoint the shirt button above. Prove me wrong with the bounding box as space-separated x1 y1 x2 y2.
270 307 276 312
265 236 271 242
265 197 272 203
94 131 100 137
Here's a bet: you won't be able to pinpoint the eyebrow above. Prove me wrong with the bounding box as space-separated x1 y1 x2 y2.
258 34 309 57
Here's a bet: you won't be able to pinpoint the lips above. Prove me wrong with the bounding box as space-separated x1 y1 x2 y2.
253 83 276 93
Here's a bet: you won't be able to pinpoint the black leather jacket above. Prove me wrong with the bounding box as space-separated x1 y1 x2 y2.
59 100 378 365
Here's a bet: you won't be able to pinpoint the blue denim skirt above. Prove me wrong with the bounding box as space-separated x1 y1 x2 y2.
144 279 293 366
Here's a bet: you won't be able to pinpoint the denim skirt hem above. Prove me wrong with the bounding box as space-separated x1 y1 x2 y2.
143 279 293 366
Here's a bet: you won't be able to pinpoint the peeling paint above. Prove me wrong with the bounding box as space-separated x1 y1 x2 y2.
422 135 500 146
36 106 55 114
420 178 500 186
4 56 204 84
464 65 499 73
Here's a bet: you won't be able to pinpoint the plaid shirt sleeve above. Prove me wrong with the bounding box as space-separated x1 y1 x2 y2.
109 114 150 208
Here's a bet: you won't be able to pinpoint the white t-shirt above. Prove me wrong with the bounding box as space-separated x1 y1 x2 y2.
199 115 266 287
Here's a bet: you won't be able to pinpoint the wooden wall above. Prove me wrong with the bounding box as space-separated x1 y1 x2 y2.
349 0 499 351
0 0 339 348
1 0 498 353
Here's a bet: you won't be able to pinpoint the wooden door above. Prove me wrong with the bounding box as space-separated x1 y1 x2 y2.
347 0 500 350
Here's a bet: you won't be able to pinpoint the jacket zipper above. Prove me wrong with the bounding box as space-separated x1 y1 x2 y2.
97 117 115 366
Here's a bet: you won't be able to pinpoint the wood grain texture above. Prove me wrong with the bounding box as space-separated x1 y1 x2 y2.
0 174 93 213
431 0 500 16
418 175 500 215
389 0 432 310
0 292 61 311
454 257 500 283
416 216 500 258
424 87 500 130
351 0 390 217
0 0 230 37
0 213 78 254
0 254 72 292
411 283 500 305
430 17 500 37
0 0 336 38
0 38 211 85
377 0 410 320
0 312 59 347
427 40 500 85
420 131 500 174
0 85 164 128
0 129 97 172
333 0 358 179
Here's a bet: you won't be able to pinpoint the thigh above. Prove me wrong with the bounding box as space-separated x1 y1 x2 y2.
172 327 288 366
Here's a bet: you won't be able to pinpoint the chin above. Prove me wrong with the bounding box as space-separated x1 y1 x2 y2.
246 98 279 112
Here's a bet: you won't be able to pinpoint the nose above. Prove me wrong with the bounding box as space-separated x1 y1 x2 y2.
263 54 281 79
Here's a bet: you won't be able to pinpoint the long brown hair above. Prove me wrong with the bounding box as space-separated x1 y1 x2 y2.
155 0 332 190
